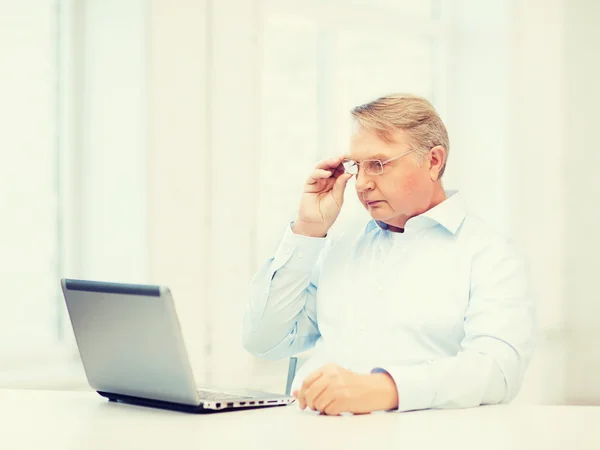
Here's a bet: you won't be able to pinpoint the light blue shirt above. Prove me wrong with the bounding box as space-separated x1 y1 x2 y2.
243 191 534 412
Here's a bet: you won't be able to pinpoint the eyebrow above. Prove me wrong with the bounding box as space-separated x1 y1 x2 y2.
346 153 389 162
366 153 389 160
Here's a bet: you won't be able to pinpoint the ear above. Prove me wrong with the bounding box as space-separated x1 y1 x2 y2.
428 146 446 181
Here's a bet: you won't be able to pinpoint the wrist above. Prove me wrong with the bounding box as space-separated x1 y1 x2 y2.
292 220 328 238
366 372 399 411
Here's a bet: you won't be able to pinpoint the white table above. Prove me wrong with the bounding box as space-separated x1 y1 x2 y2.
2 389 600 450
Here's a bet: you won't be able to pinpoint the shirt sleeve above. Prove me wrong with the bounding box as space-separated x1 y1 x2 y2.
373 239 535 412
242 222 328 360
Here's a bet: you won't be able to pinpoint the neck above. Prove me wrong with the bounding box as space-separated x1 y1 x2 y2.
386 182 447 233
429 182 447 208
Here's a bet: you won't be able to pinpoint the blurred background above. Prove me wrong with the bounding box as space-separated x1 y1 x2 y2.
1 0 598 405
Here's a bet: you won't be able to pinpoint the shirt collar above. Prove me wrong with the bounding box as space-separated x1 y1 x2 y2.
417 190 467 234
367 190 467 235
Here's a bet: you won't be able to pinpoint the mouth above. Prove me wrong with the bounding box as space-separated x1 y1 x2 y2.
365 200 383 207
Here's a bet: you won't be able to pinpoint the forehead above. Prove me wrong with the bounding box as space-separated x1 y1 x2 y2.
347 127 411 160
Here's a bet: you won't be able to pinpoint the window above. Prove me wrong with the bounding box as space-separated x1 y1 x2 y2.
0 0 148 387
0 1 64 365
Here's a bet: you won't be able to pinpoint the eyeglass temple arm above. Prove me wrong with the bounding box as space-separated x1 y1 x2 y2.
382 149 417 165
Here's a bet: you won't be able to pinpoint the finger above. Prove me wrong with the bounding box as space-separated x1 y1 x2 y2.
306 169 332 185
331 162 346 178
301 369 324 394
298 393 307 410
294 389 307 410
314 390 335 413
323 400 341 416
305 379 329 411
315 156 344 171
330 173 353 200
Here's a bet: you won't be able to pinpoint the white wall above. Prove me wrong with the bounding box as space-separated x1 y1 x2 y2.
0 0 60 360
146 0 292 391
78 0 148 283
205 0 264 387
563 0 600 405
509 0 567 404
508 0 600 405
445 0 513 233
146 0 213 384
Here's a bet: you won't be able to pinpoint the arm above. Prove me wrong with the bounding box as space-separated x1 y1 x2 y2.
242 155 353 360
242 223 328 360
374 240 535 412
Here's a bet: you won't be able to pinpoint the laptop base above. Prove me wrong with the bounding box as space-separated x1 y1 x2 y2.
97 391 289 414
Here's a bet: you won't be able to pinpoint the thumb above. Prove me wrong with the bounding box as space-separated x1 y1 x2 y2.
331 173 353 202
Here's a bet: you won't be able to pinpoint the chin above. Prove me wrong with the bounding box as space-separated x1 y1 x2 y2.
366 208 392 221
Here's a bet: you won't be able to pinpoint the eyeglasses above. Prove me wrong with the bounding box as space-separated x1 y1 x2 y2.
342 149 416 176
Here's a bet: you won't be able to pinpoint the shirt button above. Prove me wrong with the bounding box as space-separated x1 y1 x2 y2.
377 286 384 292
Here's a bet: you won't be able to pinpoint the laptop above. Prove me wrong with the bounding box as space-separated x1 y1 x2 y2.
60 278 294 413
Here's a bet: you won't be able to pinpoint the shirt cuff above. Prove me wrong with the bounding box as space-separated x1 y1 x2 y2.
272 222 327 272
372 364 436 412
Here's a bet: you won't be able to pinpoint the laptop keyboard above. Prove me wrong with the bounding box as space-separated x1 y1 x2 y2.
196 389 253 400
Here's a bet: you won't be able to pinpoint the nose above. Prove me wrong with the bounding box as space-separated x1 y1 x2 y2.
355 166 375 193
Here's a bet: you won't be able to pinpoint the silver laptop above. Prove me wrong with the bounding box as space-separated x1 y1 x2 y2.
61 278 294 413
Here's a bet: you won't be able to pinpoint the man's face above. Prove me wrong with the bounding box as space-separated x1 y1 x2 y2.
346 127 438 230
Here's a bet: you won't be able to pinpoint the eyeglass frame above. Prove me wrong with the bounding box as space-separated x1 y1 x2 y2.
342 148 417 176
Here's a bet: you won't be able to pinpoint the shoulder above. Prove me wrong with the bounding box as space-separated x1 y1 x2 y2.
458 213 527 281
459 213 520 253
